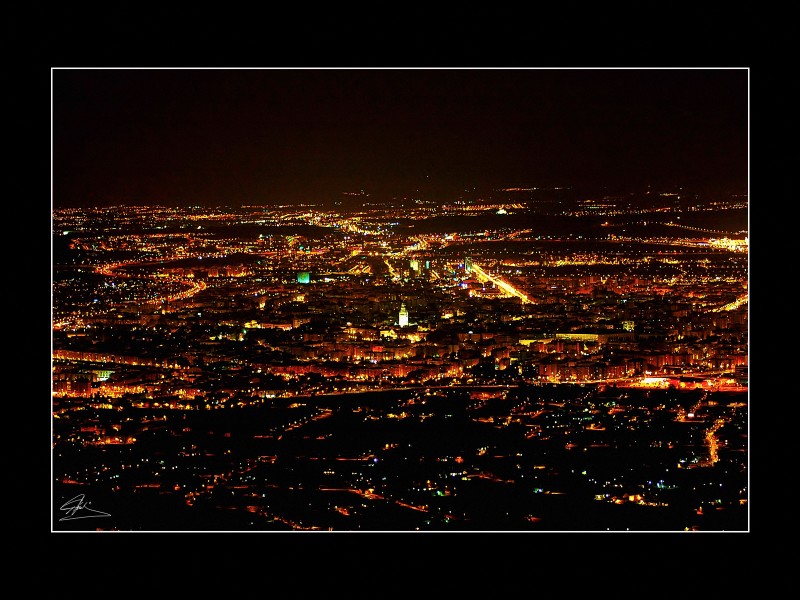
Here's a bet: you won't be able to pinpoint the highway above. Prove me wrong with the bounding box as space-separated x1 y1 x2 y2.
469 262 531 304
713 294 748 312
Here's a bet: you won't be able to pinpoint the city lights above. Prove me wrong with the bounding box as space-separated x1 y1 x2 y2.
52 192 748 532
52 67 747 533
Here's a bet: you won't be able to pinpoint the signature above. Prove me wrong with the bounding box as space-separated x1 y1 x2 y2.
58 494 111 522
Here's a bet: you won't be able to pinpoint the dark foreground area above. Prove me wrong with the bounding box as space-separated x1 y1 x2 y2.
53 384 748 532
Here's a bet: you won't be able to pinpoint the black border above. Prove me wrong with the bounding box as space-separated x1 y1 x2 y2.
26 5 787 594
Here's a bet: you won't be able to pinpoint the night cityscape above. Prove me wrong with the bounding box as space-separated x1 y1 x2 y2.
51 67 749 534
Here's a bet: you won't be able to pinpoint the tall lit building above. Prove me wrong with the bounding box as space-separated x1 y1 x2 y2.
465 256 473 273
297 271 310 284
398 302 409 327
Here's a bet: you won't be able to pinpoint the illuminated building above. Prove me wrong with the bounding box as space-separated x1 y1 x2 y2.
398 302 409 328
297 271 310 284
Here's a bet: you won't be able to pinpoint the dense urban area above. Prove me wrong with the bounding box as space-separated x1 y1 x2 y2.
52 185 748 531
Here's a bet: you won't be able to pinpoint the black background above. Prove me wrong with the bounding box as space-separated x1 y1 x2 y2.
13 3 789 597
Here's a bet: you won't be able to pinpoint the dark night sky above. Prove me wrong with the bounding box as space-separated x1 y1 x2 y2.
52 68 748 208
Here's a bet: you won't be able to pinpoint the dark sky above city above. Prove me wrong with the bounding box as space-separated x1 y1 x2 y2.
52 68 748 208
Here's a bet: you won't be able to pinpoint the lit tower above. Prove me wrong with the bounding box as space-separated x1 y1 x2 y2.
398 302 409 327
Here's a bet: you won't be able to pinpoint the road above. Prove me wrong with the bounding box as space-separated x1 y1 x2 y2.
469 262 531 303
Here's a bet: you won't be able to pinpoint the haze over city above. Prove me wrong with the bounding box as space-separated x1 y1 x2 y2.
53 68 747 209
